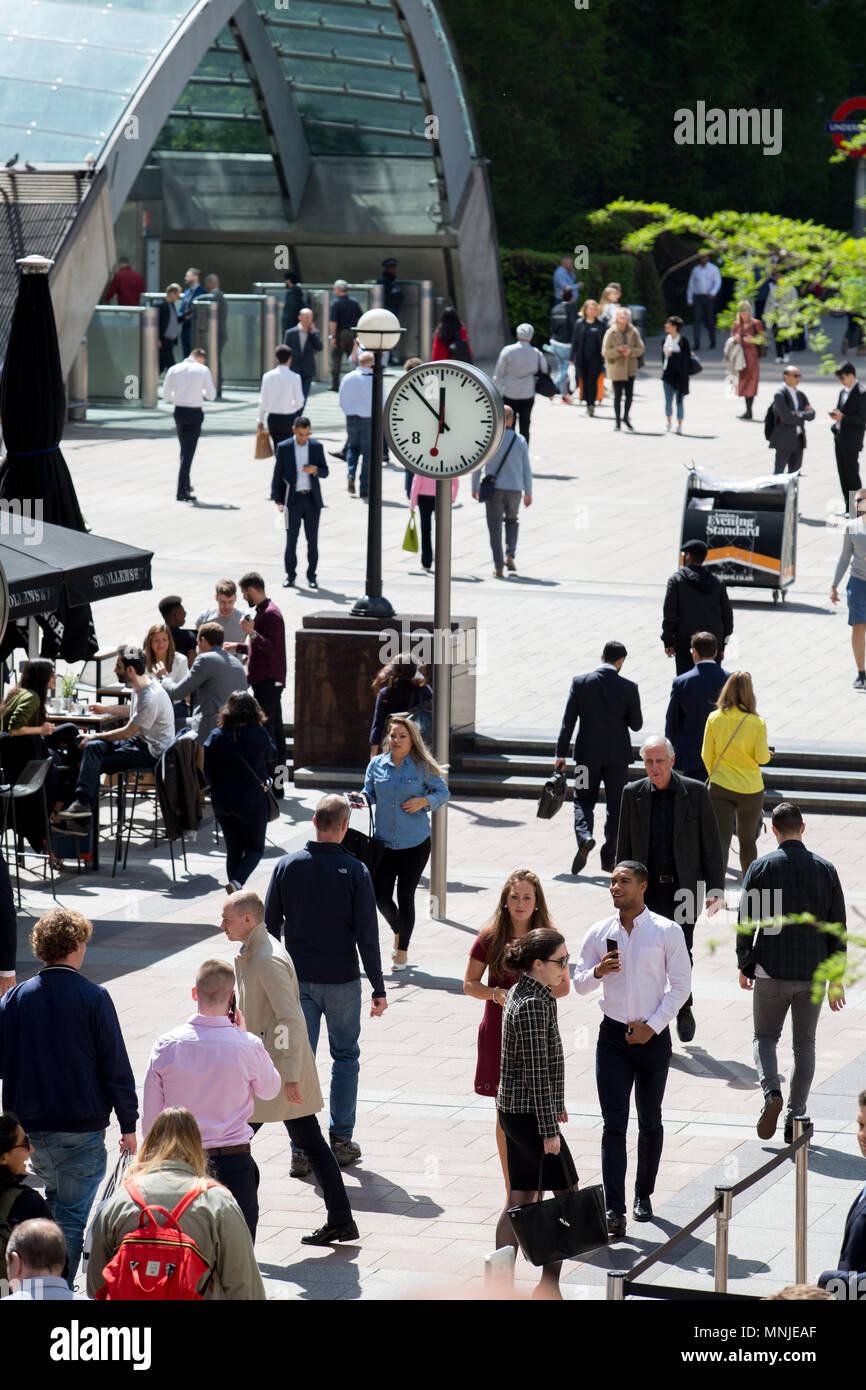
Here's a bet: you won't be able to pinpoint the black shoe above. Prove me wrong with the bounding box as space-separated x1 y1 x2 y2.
283 577 295 588
676 1006 696 1043
606 1210 626 1238
599 848 616 873
307 578 318 589
330 447 347 460
783 1119 794 1145
614 422 621 431
757 1091 783 1139
623 417 634 431
290 1152 311 1178
571 838 595 875
633 1197 653 1222
853 674 866 691
300 1219 359 1246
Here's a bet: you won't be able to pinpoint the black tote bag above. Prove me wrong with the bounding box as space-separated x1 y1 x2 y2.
342 803 385 877
507 1153 608 1266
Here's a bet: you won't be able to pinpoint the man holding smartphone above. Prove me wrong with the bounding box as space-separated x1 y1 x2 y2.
574 861 691 1237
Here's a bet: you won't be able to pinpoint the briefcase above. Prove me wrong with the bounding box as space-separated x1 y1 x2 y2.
507 1155 608 1266
536 770 567 820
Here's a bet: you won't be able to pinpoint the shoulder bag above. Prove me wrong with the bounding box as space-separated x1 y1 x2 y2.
237 750 281 822
342 801 385 876
402 510 419 553
705 713 749 784
507 1152 608 1265
534 348 557 398
478 434 516 503
687 352 703 376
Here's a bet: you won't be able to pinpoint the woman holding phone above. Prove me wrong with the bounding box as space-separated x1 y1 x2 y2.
497 927 576 1299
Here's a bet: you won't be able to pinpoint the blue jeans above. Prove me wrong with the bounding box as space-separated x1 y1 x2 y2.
662 381 685 420
596 1018 672 1214
346 414 371 495
298 978 362 1140
550 339 571 394
75 736 156 807
28 1129 106 1282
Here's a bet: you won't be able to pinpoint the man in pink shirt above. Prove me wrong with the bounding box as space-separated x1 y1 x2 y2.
142 958 281 1238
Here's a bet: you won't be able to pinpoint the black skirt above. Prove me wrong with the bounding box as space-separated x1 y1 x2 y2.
499 1110 578 1191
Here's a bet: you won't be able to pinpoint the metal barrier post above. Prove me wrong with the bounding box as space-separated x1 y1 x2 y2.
606 1271 627 1301
714 1186 733 1293
207 300 219 382
310 289 331 384
140 307 158 408
419 279 434 359
261 294 280 377
794 1117 809 1285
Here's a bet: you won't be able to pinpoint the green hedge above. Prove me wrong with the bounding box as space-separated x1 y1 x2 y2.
500 247 665 341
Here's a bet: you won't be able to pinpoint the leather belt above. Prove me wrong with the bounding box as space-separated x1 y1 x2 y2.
208 1143 251 1156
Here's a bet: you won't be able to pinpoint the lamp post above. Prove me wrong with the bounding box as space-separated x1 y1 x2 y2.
350 308 404 618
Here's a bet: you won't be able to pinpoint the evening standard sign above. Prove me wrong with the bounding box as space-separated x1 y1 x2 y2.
707 511 760 540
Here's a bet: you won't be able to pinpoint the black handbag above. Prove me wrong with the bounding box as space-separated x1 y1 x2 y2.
342 804 385 876
535 349 557 398
507 1153 608 1266
536 770 567 820
237 753 280 823
478 435 515 503
687 353 703 375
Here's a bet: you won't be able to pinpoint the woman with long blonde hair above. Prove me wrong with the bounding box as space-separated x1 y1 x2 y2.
463 869 568 1190
363 715 449 971
701 671 771 874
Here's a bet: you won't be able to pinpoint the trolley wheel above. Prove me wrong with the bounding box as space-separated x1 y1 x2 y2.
772 589 780 605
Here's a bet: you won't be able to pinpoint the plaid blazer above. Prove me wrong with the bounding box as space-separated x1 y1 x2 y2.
737 841 846 980
497 973 565 1138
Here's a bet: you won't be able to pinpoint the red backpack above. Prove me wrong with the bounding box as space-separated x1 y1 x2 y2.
95 1177 217 1301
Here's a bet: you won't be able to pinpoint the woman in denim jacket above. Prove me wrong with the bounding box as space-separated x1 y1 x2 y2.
363 715 449 973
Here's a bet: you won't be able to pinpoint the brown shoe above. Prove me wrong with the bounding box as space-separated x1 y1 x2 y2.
505 556 517 572
757 1092 783 1139
493 569 504 579
347 479 355 495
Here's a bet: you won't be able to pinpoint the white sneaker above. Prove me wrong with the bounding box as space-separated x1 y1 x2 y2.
665 420 671 431
676 424 683 434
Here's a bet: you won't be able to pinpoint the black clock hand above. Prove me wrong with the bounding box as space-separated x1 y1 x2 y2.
408 380 451 431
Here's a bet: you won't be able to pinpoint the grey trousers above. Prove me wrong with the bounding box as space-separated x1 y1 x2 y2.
485 488 521 571
752 975 824 1118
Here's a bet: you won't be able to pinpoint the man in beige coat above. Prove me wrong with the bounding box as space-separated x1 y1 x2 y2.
221 890 358 1246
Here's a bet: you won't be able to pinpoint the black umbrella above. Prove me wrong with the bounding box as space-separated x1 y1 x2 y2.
0 254 97 660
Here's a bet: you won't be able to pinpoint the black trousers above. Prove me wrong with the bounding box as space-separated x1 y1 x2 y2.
691 295 716 349
774 444 804 475
502 395 534 443
174 406 203 496
331 328 356 388
834 434 863 510
218 810 267 886
596 1018 672 1214
573 764 627 860
267 412 297 451
250 1116 352 1226
612 379 634 423
208 1150 259 1239
159 339 177 372
252 678 286 783
285 493 320 582
372 838 431 949
417 494 435 569
644 878 695 1011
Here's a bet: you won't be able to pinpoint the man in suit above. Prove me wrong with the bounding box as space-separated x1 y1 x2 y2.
737 801 846 1144
617 734 725 1041
662 539 734 675
178 267 205 357
830 361 866 513
769 365 815 475
664 631 729 780
284 308 322 405
818 1089 866 1295
157 282 182 372
270 416 328 590
157 622 247 745
554 641 642 877
281 271 308 337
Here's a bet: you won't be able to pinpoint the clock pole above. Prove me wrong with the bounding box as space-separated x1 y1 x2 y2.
429 476 452 920
350 310 404 618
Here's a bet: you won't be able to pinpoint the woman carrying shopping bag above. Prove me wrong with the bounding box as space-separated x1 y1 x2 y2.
408 472 459 573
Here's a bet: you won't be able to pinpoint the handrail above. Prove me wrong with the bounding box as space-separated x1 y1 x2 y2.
607 1119 812 1300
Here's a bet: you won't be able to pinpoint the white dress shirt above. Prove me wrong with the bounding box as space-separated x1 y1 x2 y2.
162 357 217 408
686 262 722 302
338 367 373 418
293 439 311 492
257 365 304 424
574 907 692 1036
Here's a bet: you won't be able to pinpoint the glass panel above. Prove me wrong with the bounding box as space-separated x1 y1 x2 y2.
220 298 263 389
0 81 128 145
0 37 144 89
86 308 142 403
4 0 188 51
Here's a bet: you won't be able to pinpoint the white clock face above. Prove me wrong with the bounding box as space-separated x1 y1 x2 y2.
384 361 505 478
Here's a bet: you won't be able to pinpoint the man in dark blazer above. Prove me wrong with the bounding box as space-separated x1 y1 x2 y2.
158 622 247 745
664 631 729 780
818 1089 866 1294
617 734 725 1040
769 365 815 475
157 283 182 372
662 539 733 675
270 417 328 590
284 307 322 405
830 361 866 512
554 640 642 877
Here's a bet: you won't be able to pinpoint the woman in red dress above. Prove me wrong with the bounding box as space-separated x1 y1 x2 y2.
463 869 567 1191
431 306 472 362
731 300 765 420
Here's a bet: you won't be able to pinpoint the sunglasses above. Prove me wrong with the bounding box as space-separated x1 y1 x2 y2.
549 954 570 969
11 1133 31 1151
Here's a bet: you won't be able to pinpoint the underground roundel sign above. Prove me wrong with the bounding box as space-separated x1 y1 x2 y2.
826 97 866 156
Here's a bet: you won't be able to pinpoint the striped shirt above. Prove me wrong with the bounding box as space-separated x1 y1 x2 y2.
497 972 565 1138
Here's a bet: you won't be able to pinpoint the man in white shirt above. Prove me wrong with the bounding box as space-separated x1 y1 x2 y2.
4 1220 87 1301
338 350 374 497
686 252 722 350
574 860 691 1236
257 345 305 452
162 347 217 502
59 645 176 828
194 578 247 645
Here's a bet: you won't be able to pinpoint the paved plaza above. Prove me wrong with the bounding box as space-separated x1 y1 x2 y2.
9 328 866 1299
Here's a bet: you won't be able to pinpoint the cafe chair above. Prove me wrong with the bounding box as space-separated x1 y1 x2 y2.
0 758 57 907
112 732 202 881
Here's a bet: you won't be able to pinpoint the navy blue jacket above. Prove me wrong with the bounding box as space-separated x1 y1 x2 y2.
819 1183 866 1289
264 841 386 997
203 724 277 822
283 324 322 375
270 439 328 511
665 661 729 778
555 666 642 766
0 966 138 1133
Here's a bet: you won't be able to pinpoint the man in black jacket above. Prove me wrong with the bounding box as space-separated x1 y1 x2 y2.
617 735 725 1041
662 539 734 675
830 361 866 512
818 1089 866 1296
270 416 328 589
769 365 815 475
737 801 846 1144
264 794 386 1175
156 283 182 372
284 308 322 405
281 270 308 337
554 640 642 876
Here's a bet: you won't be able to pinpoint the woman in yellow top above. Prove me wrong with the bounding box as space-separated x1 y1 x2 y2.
701 671 771 875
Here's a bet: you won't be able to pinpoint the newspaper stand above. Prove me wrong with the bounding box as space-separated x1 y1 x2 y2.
680 467 798 604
